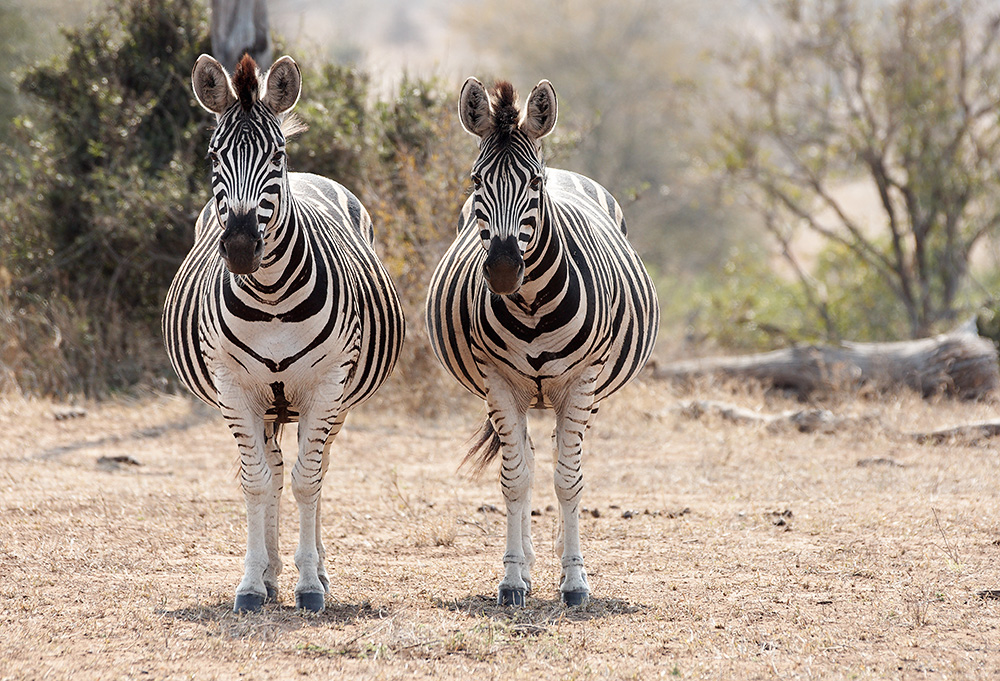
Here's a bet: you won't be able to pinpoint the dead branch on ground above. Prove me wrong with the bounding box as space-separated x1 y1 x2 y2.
651 323 999 400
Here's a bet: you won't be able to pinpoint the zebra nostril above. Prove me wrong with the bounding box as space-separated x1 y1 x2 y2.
483 236 525 295
218 240 228 259
254 238 263 258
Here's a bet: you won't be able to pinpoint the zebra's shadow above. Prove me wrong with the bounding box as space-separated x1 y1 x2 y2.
159 598 390 639
433 593 645 634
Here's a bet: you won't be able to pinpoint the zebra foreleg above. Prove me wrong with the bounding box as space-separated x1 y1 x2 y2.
484 372 534 606
315 413 346 595
218 386 275 613
521 432 536 595
262 422 284 603
290 396 345 612
553 369 600 607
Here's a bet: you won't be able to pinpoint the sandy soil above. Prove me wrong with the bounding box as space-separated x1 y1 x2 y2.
2 378 1000 679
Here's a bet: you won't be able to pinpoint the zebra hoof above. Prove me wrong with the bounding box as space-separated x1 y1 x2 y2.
233 592 265 613
561 590 590 607
265 585 279 603
296 591 325 612
497 587 526 607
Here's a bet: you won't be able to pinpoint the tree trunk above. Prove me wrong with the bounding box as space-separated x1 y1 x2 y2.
211 0 272 72
651 322 999 400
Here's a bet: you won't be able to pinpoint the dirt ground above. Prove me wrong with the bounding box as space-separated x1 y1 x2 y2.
2 375 1000 680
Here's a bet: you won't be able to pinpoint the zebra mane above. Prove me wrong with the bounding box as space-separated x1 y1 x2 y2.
280 113 308 139
490 81 520 136
232 54 260 113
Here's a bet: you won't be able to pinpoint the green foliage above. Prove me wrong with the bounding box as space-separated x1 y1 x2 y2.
675 248 816 352
812 242 912 343
0 2 30 140
2 0 212 394
976 306 1000 353
288 62 370 183
363 77 470 403
11 0 211 312
673 239 956 354
672 233 983 354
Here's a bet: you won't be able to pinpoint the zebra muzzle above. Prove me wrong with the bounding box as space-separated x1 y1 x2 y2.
483 236 524 295
219 213 264 275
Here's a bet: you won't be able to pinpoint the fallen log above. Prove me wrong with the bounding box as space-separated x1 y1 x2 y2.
651 323 999 399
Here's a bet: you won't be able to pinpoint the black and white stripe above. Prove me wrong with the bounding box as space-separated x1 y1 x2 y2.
426 78 658 607
162 54 404 613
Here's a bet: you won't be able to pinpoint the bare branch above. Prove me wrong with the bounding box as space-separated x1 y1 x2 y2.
714 0 1000 337
763 205 837 341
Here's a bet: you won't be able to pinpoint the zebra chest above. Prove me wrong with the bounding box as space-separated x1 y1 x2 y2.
209 300 355 384
481 300 598 376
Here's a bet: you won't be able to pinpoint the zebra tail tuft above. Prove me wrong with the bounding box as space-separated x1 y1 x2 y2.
461 417 502 477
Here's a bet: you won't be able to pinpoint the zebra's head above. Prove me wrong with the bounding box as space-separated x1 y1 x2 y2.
459 77 558 296
191 53 306 275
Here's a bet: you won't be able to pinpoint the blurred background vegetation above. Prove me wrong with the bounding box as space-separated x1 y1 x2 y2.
2 0 1000 398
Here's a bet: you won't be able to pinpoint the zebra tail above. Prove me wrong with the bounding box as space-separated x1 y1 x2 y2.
461 417 502 477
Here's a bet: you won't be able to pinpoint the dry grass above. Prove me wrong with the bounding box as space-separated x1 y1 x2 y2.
2 376 1000 679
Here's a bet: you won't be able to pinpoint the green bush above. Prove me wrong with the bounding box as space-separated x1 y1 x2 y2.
668 238 974 356
2 0 211 395
812 242 912 343
287 61 370 184
0 3 31 142
677 248 815 352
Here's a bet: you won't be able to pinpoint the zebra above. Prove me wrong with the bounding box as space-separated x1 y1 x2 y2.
425 78 659 606
162 53 404 613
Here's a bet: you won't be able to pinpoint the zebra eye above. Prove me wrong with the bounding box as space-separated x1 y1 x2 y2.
529 176 542 191
471 175 482 189
208 151 220 167
271 150 285 166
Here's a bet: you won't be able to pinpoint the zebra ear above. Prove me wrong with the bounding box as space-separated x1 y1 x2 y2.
521 80 557 140
192 54 236 115
263 56 301 115
459 77 493 138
